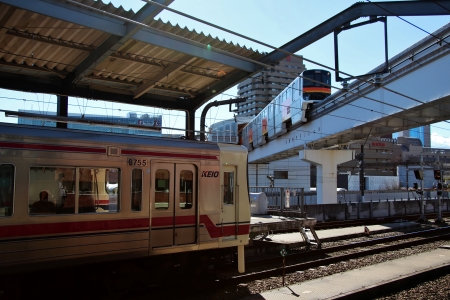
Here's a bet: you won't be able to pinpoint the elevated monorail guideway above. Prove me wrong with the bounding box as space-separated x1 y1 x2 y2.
247 24 450 204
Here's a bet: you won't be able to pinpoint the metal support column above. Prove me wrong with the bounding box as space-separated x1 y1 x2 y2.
56 95 68 129
406 167 410 200
357 145 365 202
418 153 428 222
185 109 196 140
435 153 444 223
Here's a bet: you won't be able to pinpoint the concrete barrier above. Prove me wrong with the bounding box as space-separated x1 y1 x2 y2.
297 199 450 222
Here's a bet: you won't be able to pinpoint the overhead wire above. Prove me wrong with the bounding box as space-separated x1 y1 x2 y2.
366 0 450 48
0 95 237 132
0 3 438 122
3 0 449 141
144 0 450 110
138 0 450 145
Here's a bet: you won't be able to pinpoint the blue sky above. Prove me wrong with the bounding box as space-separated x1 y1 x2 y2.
1 0 449 147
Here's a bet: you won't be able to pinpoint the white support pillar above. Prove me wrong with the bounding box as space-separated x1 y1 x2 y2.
299 149 354 204
237 245 245 273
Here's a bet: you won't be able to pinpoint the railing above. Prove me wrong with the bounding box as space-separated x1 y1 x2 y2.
250 187 450 207
338 189 450 203
249 187 306 215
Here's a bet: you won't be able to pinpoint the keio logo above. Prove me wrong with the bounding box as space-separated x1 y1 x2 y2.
201 171 219 177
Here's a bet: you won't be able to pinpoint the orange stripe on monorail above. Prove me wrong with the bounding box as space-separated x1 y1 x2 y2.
303 87 331 93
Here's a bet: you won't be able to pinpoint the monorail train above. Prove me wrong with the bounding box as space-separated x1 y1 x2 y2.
242 69 331 150
0 122 250 274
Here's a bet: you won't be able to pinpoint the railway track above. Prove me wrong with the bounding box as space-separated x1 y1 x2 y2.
137 224 450 300
221 226 450 282
5 222 450 300
262 212 450 234
314 212 450 229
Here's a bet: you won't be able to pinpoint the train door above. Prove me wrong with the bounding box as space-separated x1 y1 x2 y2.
221 165 238 239
150 162 197 248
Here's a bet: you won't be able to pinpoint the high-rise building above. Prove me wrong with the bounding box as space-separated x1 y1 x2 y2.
236 56 305 117
395 125 430 147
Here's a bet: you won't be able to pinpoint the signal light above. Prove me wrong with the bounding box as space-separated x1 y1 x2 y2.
413 182 423 195
414 170 423 180
437 183 443 196
434 170 441 180
356 153 364 166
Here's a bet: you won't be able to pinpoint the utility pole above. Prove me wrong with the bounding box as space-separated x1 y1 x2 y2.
406 166 410 200
435 153 444 223
418 153 427 222
357 145 365 202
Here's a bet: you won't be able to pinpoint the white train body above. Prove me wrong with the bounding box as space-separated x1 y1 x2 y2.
0 123 250 274
242 69 331 150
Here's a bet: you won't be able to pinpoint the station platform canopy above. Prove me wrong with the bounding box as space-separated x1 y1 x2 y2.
1 0 449 137
0 0 264 113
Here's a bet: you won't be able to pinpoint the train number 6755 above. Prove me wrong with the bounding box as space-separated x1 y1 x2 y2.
128 158 147 166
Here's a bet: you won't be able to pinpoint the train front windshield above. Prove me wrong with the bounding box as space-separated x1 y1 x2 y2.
303 70 331 100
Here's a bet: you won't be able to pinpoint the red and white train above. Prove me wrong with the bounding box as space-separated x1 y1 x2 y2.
0 122 250 274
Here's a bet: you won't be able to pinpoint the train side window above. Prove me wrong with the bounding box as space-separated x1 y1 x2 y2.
223 171 234 205
155 169 169 210
179 170 193 209
58 168 76 214
29 167 75 215
0 164 14 217
131 169 142 211
79 168 120 214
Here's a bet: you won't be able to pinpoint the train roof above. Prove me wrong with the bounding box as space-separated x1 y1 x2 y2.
0 122 221 152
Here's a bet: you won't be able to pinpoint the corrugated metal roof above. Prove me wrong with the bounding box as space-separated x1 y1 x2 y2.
0 0 264 110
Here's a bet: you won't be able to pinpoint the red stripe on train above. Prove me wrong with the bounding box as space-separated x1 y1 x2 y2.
0 218 150 238
0 141 105 154
151 215 250 237
0 215 250 239
0 141 218 160
121 149 218 160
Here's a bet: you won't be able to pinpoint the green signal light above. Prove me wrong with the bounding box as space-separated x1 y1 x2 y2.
207 44 211 50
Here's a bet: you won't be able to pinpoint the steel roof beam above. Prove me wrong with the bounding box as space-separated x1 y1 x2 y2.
65 0 173 84
1 0 125 35
131 28 257 72
190 69 251 110
0 71 192 110
199 1 450 105
133 55 197 98
262 1 450 64
1 0 257 81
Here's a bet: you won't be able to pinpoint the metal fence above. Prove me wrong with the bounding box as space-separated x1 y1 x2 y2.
250 187 450 208
337 189 450 203
249 187 306 214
